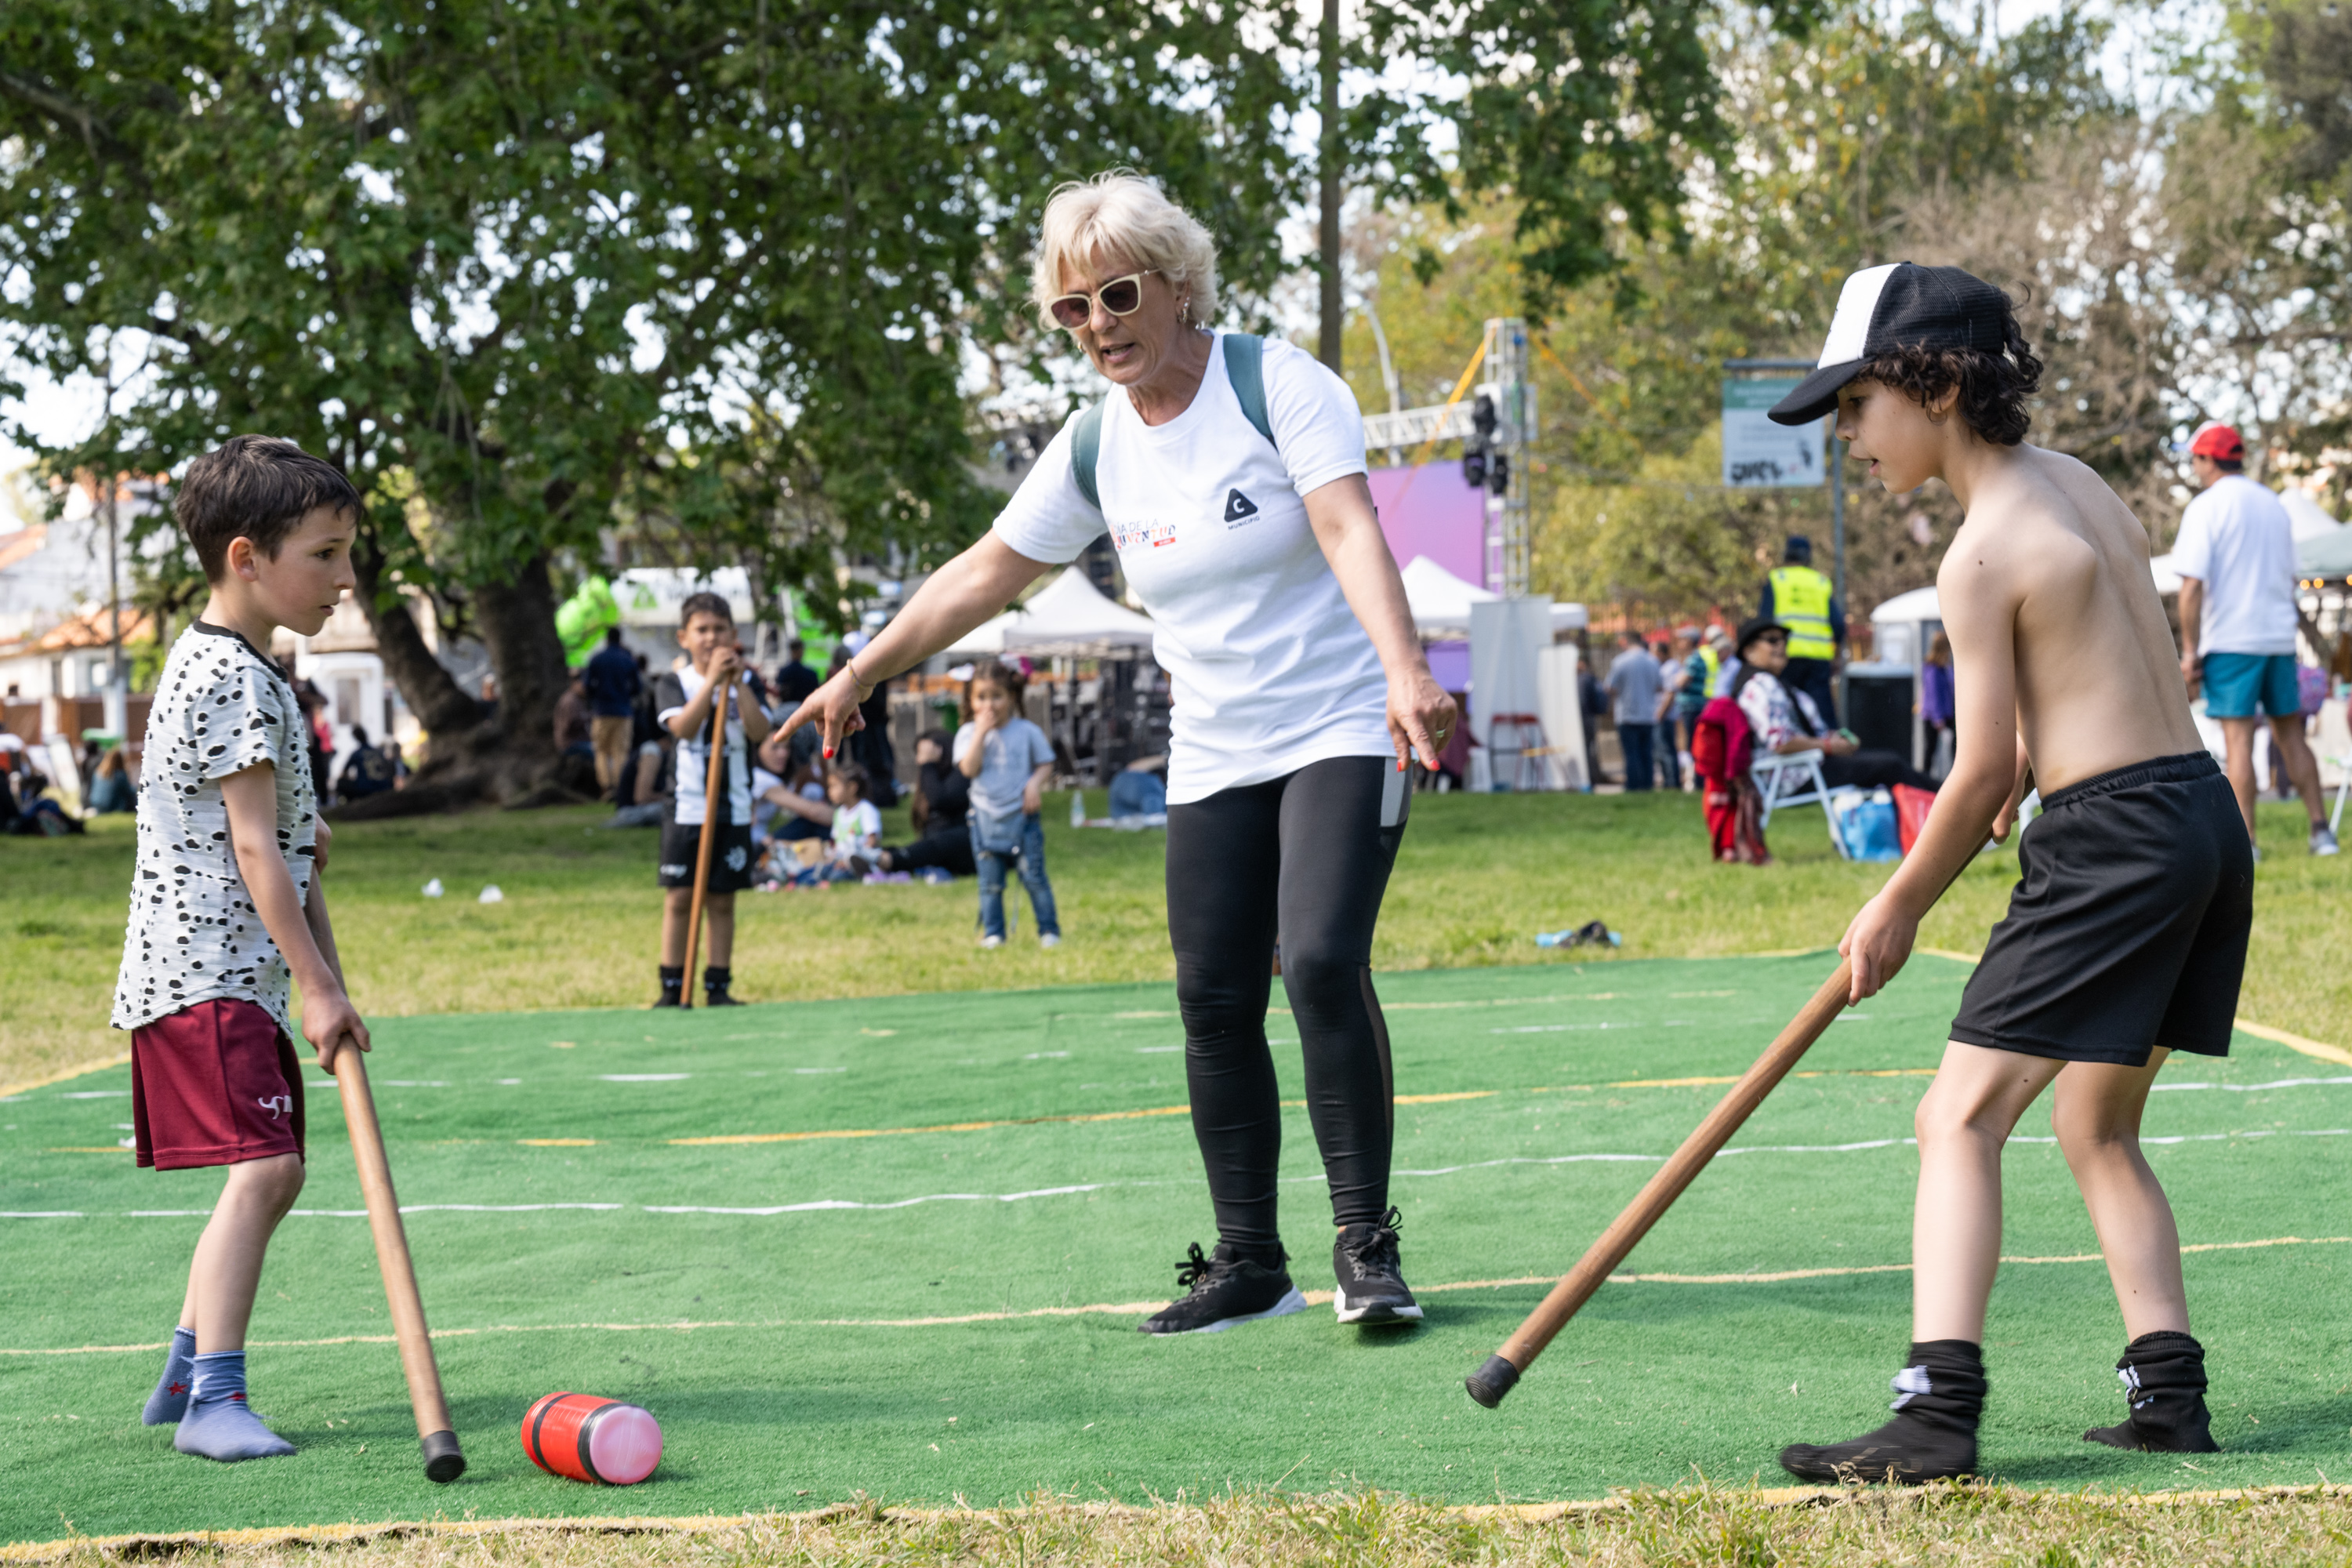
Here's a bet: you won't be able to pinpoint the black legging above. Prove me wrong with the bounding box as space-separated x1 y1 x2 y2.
1165 754 1406 1252
1820 750 1939 793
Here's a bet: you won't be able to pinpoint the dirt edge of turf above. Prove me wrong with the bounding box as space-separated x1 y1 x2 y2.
11 1483 2351 1563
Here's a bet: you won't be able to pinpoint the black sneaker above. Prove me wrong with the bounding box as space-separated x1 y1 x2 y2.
1778 1410 1976 1483
651 993 681 1009
703 989 745 1007
1332 1207 1423 1325
1138 1243 1306 1334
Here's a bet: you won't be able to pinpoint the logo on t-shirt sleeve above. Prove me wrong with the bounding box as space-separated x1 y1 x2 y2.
1222 488 1260 525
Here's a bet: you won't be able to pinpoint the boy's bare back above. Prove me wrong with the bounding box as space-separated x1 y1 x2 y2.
1941 444 2202 796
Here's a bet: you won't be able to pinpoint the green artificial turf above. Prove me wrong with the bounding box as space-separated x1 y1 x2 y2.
5 954 2350 1543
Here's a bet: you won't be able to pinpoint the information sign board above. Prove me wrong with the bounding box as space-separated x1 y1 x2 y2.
1722 379 1823 488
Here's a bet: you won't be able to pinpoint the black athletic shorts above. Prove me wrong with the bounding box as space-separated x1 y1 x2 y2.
658 818 757 894
1949 752 2250 1066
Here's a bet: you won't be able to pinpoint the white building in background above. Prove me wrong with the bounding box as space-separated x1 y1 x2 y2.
0 476 169 761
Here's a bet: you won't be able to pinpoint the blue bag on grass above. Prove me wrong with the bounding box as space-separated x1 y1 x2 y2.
1827 786 1902 862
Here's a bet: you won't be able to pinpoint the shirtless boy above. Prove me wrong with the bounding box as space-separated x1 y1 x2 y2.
1764 263 2249 1482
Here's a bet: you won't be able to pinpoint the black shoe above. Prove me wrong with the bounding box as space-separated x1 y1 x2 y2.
703 989 745 1007
1780 1341 1984 1484
654 964 684 1008
1779 1410 1976 1484
1333 1207 1423 1325
702 967 743 1007
2083 1331 2220 1453
651 993 682 1009
1138 1243 1306 1335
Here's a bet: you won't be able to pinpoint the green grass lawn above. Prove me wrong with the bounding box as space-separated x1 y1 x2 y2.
5 786 2350 1560
7 788 2348 1095
6 954 2349 1544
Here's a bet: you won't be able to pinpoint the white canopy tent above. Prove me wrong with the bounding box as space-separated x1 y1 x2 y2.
1400 555 1497 636
1400 554 1585 637
944 567 1156 659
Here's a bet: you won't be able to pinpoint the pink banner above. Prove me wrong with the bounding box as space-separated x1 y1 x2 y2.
1370 463 1487 590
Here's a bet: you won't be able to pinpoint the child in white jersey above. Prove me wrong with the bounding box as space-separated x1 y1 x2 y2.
953 659 1061 948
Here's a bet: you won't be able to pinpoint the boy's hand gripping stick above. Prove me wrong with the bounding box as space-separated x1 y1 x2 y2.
331 1040 466 1479
1465 960 1855 1408
679 677 732 1007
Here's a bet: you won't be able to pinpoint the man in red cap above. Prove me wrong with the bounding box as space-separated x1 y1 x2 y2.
2175 422 2336 855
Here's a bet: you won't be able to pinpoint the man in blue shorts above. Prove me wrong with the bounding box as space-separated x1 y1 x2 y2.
2173 422 2336 856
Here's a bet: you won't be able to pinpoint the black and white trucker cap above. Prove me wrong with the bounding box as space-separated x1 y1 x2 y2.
1767 263 2012 426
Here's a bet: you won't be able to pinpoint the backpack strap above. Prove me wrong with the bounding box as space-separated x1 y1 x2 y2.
1221 332 1276 449
1070 399 1108 512
1069 334 1276 513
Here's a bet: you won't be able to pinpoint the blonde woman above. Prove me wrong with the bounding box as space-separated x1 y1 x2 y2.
782 172 1457 1336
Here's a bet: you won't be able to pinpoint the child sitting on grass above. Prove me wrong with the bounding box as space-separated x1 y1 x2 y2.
1766 263 2246 1483
758 759 883 885
954 659 1061 949
113 435 374 1462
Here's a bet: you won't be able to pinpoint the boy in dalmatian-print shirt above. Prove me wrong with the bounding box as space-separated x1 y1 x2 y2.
108 436 372 1463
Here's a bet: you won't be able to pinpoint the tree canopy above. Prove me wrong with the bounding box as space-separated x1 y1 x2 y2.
0 0 1301 802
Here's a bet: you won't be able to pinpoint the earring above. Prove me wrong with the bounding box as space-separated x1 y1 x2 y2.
1179 298 1192 325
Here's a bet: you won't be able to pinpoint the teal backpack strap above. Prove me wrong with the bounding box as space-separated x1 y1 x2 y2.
1074 336 1272 511
1222 332 1276 450
1069 400 1107 511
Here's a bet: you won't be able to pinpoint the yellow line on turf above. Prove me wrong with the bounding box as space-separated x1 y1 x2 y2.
12 1236 2343 1359
11 1482 2352 1561
1840 946 2352 1070
0 1052 131 1102
2234 1019 2352 1068
671 1104 1194 1145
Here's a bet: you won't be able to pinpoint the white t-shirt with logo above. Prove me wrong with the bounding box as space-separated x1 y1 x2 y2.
112 622 318 1036
2172 475 2298 655
990 332 1388 804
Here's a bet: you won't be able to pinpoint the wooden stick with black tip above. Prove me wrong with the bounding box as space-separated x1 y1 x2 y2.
1464 960 1853 1407
332 1037 466 1480
678 675 732 1007
1461 827 1997 1408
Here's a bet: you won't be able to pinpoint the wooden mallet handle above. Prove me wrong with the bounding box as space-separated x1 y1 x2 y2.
1466 960 1856 1407
679 677 733 1007
333 1043 466 1480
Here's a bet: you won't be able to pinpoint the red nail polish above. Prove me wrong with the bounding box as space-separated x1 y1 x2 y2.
822 746 833 759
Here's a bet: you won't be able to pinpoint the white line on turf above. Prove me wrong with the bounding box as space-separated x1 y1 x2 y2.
17 1129 2346 1220
644 1185 1107 1215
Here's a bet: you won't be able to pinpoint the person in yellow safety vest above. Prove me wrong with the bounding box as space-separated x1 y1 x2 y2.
1759 534 1846 727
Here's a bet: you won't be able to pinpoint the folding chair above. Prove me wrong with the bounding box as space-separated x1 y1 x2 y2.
1750 750 1848 858
1486 713 1552 793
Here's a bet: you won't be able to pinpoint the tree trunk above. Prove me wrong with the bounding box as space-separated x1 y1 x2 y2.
470 551 572 797
340 535 584 817
352 528 482 739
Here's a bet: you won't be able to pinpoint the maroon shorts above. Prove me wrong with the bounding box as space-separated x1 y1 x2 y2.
130 999 307 1170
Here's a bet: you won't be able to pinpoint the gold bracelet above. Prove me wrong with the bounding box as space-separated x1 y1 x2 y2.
845 655 877 697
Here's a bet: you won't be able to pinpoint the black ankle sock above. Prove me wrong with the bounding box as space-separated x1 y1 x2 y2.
2085 1330 2218 1452
659 965 684 998
703 965 731 995
1893 1340 1986 1432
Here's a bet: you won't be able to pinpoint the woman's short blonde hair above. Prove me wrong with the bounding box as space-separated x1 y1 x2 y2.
1030 172 1220 332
